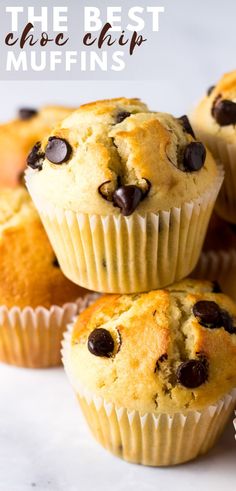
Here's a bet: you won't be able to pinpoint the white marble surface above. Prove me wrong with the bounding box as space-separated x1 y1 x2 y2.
0 363 235 491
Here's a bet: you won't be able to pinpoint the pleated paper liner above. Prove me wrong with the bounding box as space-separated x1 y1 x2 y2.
26 169 223 294
62 326 236 466
192 128 236 224
0 293 98 369
193 249 236 301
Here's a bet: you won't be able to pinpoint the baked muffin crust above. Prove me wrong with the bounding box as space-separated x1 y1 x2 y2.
66 279 236 413
26 97 218 215
0 187 88 308
191 70 236 144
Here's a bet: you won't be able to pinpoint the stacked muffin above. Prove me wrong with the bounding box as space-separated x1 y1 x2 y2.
0 187 91 368
25 97 236 465
0 105 95 368
192 71 236 300
0 104 75 187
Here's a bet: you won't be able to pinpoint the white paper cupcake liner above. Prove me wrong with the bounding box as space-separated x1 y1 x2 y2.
0 293 98 368
193 249 236 301
192 129 236 223
26 169 223 294
62 325 236 466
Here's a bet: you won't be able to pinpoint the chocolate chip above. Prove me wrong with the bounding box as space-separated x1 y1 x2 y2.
27 142 44 171
18 108 38 120
45 137 72 165
113 185 143 216
207 85 215 96
212 281 222 293
88 328 114 357
53 257 59 268
116 111 131 124
220 310 236 334
177 359 208 388
193 300 222 328
98 180 115 202
183 142 206 172
140 178 151 200
212 99 236 126
178 115 195 139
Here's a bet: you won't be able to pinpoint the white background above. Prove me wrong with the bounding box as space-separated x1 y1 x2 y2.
0 364 235 491
1 0 236 490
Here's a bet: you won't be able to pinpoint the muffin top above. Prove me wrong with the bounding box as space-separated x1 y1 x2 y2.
0 105 75 187
64 279 236 414
191 70 236 143
0 187 88 308
26 97 217 216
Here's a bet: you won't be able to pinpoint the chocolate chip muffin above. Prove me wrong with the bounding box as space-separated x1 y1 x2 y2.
191 70 236 223
26 98 222 293
0 105 74 187
62 279 236 466
0 186 90 368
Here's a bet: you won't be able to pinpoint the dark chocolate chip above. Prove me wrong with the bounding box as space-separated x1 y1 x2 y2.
116 111 131 124
53 257 60 268
177 359 208 388
183 142 206 172
141 178 151 200
113 185 143 216
207 85 215 96
88 328 114 357
193 300 222 328
220 310 236 334
45 137 72 165
212 281 222 293
18 108 38 120
212 99 236 126
98 181 114 202
27 142 44 171
178 115 196 139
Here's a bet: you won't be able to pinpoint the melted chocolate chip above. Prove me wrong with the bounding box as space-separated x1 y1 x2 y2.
88 328 114 357
183 142 206 172
27 142 44 170
116 111 131 124
220 310 236 334
113 185 143 216
45 137 72 165
207 85 215 97
177 359 208 388
193 300 222 328
212 99 236 126
178 115 195 139
18 108 38 120
140 178 151 200
98 180 115 202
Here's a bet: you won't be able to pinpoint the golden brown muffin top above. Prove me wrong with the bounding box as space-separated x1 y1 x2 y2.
0 187 88 308
26 97 217 215
64 279 236 414
191 70 236 143
0 105 75 187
